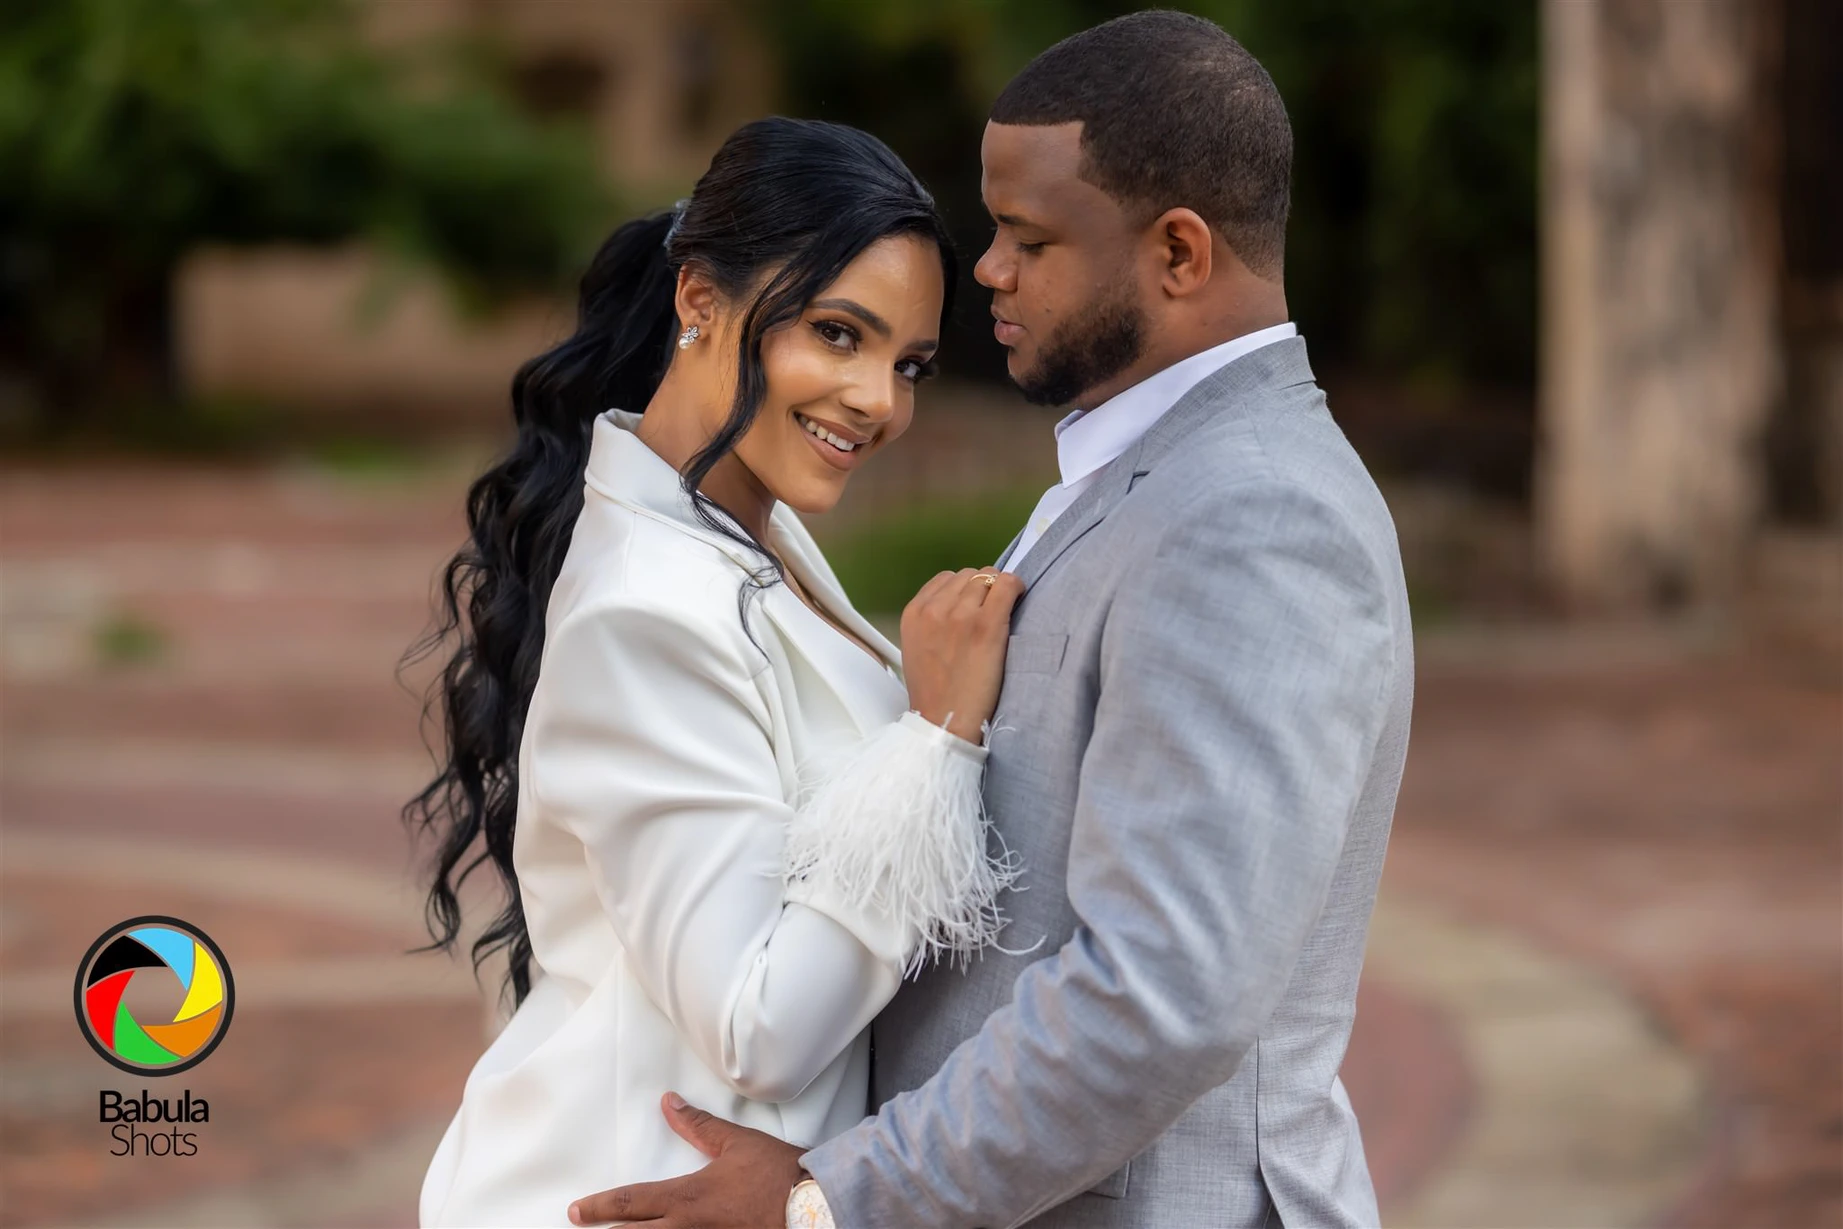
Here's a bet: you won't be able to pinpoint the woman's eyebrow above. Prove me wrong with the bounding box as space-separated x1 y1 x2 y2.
811 298 890 337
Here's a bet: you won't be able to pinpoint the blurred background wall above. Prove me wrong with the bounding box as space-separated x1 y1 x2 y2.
7 0 1838 629
2 2 1838 1227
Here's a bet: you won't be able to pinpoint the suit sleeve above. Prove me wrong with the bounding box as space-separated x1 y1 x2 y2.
529 598 1006 1104
799 479 1398 1225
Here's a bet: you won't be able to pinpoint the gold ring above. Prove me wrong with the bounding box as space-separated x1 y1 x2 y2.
976 573 997 587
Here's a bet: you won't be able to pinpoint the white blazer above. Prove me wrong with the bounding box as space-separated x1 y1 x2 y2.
420 410 1012 1227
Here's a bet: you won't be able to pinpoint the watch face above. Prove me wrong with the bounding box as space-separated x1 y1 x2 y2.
786 1179 834 1229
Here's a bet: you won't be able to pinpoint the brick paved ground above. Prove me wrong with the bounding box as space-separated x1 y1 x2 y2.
1382 645 1843 1228
2 461 1836 1227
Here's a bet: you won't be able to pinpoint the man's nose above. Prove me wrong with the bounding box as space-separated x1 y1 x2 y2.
974 240 1013 292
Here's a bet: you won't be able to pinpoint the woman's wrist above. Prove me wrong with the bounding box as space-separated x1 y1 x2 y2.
908 704 986 747
902 708 987 757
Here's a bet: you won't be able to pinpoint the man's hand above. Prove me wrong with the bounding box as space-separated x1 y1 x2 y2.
568 1092 807 1227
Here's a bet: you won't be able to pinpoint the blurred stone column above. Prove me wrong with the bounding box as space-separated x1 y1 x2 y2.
1778 0 1843 530
1536 0 1782 611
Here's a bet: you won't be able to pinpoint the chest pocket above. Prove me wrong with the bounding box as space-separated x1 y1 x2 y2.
1005 632 1068 675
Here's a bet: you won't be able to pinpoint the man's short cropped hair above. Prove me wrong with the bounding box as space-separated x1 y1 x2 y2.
991 9 1292 278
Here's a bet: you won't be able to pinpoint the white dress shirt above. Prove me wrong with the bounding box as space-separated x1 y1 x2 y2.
1005 322 1298 570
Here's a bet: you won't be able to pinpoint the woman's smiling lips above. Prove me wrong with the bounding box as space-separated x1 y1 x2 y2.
795 411 872 472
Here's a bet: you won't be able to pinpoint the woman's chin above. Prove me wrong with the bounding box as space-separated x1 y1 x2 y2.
777 476 848 517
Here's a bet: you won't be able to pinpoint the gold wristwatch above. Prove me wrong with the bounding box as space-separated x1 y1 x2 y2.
785 1177 836 1228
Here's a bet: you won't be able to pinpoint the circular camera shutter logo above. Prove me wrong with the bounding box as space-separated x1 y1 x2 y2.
74 916 234 1076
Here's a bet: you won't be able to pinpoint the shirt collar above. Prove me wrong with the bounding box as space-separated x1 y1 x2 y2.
1052 322 1298 486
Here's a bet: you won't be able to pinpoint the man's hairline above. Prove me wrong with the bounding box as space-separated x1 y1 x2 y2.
984 115 1283 279
984 117 1160 232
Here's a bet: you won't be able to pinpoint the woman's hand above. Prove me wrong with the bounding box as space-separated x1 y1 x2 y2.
900 568 1026 745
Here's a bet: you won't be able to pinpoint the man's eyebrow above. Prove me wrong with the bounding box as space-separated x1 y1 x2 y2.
811 298 890 338
993 212 1036 229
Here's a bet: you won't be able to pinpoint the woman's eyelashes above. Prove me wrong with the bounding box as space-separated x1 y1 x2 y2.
812 319 936 383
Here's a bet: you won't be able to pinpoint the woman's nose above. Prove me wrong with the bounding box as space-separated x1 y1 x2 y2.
843 369 898 424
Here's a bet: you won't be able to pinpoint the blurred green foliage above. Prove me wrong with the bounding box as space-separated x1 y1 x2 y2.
94 610 168 666
0 0 610 434
825 489 1044 615
755 0 1536 393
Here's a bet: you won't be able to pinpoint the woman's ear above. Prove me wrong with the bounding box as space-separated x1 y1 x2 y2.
1153 207 1214 298
674 265 720 333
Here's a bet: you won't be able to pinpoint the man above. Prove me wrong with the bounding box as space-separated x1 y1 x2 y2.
571 10 1413 1227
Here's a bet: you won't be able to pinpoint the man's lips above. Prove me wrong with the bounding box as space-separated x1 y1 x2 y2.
993 316 1024 346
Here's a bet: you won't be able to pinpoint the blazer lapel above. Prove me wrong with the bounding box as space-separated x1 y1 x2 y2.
993 528 1025 573
585 410 903 731
1008 335 1320 590
1010 448 1142 590
756 572 906 739
1133 334 1318 471
768 509 902 673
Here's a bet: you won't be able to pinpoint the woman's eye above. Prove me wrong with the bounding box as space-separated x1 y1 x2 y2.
897 358 937 383
813 321 856 350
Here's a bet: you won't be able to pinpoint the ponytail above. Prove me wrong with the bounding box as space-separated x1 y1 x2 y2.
404 210 679 1008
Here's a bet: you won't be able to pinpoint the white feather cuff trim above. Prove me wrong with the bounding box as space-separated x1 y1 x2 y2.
783 711 1021 979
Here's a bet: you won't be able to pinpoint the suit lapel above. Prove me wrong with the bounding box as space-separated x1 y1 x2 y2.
1133 334 1318 471
1007 335 1320 590
994 528 1024 572
1010 448 1143 590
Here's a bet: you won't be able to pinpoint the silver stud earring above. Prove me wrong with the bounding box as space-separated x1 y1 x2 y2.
677 324 700 349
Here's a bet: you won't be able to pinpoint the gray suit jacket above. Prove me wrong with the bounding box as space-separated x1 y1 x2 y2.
801 337 1414 1228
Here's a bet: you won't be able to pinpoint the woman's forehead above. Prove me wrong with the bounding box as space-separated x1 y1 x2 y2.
822 237 944 332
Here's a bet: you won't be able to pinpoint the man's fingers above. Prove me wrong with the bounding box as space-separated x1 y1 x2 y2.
565 1096 728 1224
662 1092 727 1157
568 1177 676 1225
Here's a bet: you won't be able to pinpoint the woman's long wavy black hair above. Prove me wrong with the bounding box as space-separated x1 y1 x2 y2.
403 117 957 1009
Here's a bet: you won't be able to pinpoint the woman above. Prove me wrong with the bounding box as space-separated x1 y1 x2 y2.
411 118 1024 1227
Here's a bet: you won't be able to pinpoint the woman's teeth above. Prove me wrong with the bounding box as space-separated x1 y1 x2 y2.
797 413 861 453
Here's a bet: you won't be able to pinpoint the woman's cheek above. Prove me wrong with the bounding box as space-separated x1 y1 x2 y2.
762 333 842 402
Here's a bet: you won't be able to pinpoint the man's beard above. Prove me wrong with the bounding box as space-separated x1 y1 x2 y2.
1011 284 1148 408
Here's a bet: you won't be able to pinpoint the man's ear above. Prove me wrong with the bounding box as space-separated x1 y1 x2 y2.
674 265 720 333
1153 207 1214 298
